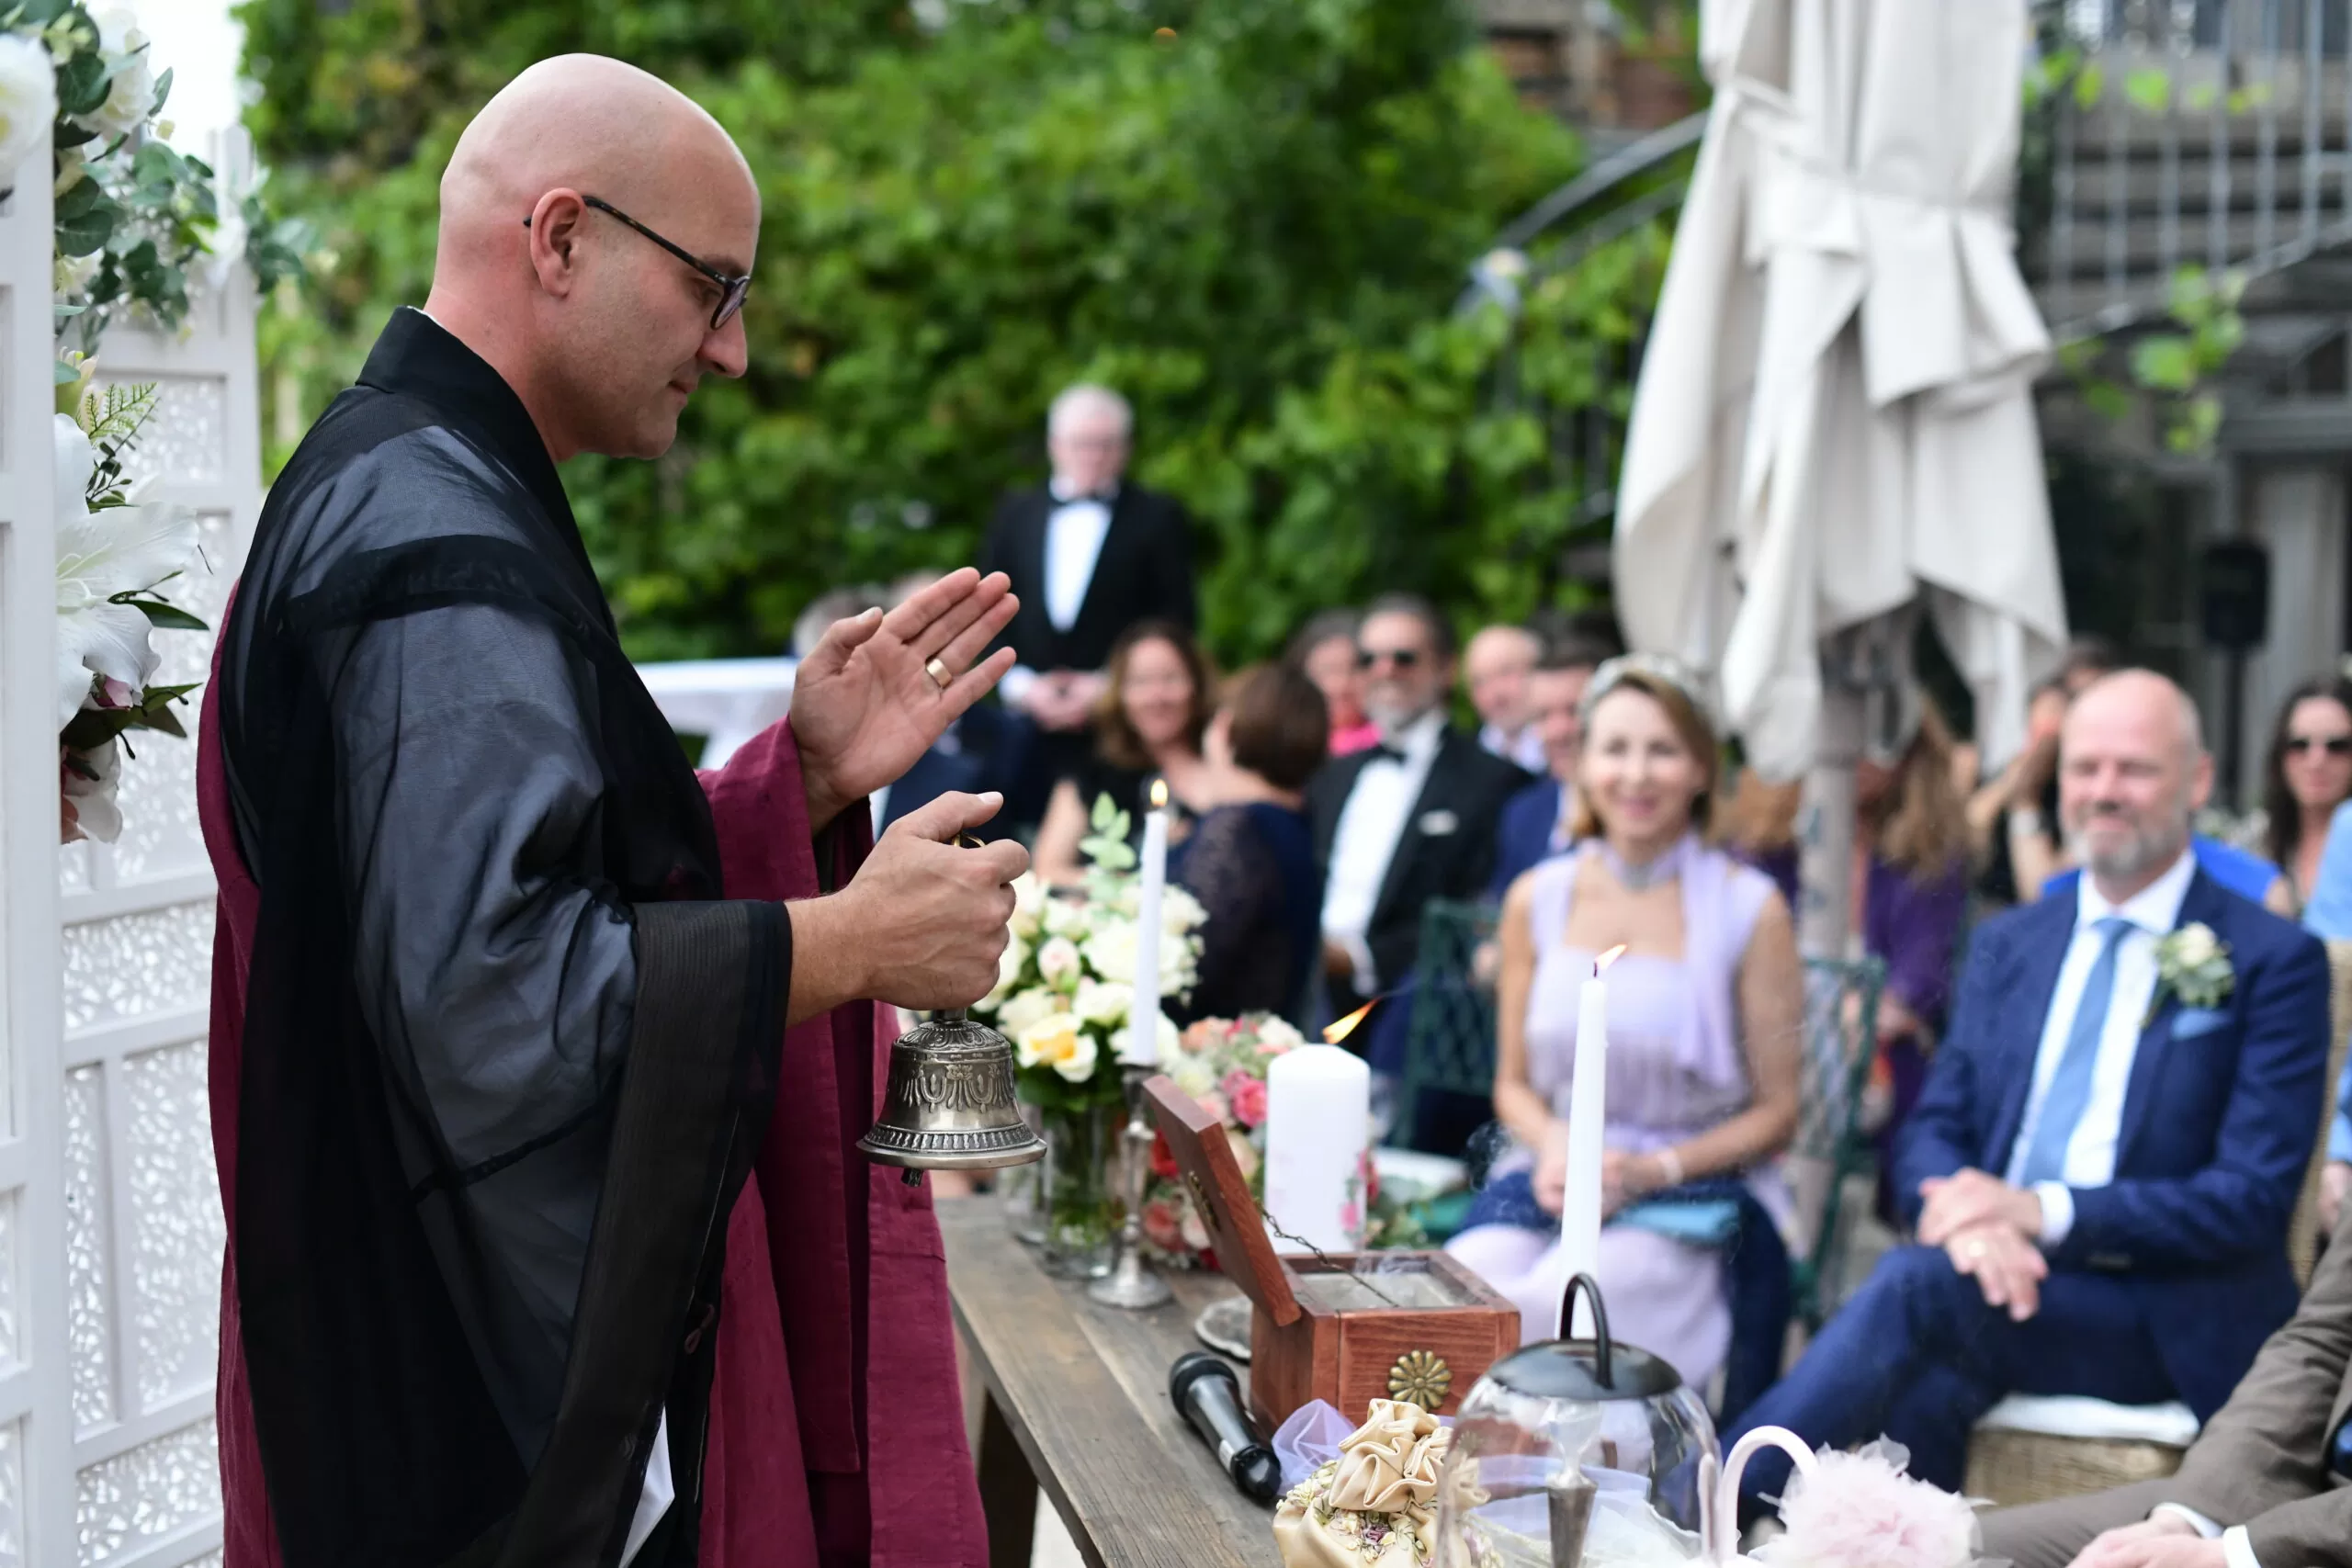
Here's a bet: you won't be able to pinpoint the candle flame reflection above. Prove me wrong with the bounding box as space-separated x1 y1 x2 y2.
1322 998 1376 1045
1594 943 1629 976
1150 778 1170 809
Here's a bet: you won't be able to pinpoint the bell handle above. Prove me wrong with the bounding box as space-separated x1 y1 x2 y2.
1558 1271 1612 1388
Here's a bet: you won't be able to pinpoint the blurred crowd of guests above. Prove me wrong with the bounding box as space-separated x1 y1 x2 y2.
794 384 2352 1499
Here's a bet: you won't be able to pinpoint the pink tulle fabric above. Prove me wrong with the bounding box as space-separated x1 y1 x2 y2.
1754 1441 1991 1568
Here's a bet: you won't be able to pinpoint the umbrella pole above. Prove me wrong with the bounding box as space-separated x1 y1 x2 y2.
1796 684 1863 963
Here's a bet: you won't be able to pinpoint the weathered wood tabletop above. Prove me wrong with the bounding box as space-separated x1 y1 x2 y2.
941 1195 1283 1568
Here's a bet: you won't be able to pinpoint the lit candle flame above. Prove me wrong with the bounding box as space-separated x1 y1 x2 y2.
1150 778 1170 809
1322 998 1376 1046
1594 943 1628 977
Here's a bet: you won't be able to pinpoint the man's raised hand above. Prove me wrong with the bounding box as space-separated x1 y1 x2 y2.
790 569 1020 830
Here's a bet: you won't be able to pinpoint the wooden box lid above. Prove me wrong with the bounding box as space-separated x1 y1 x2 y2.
1143 1075 1302 1326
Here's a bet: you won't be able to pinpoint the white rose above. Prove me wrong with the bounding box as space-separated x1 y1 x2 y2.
1251 1017 1306 1054
1161 886 1208 935
1081 919 1138 984
980 931 1030 1010
1036 935 1083 991
1012 1010 1084 1073
54 248 100 300
995 987 1057 1039
2172 924 2219 966
1160 935 1199 995
1051 1028 1100 1084
1009 872 1047 941
1073 976 1132 1029
1042 894 1088 938
85 11 156 141
0 33 57 187
1157 1011 1181 1062
1170 1053 1217 1099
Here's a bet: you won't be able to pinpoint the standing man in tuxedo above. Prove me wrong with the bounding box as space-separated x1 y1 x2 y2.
1982 1198 2352 1568
976 383 1196 826
1728 670 2332 1501
1310 593 1532 1025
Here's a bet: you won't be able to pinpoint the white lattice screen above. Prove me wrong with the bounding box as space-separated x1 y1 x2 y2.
3 128 68 1568
45 147 263 1568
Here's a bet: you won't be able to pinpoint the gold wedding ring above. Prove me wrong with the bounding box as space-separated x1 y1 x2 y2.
924 656 953 692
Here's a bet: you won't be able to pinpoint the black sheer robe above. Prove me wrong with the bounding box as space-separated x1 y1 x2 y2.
210 308 786 1568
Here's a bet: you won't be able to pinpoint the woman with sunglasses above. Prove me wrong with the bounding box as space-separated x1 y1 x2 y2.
2259 675 2352 919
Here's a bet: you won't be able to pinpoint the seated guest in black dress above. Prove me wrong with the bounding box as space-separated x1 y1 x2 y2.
1032 619 1216 884
1172 663 1330 1025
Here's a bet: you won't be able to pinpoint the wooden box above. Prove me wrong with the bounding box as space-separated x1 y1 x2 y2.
1144 1076 1521 1432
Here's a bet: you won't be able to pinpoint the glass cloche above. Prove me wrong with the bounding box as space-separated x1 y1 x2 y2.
1432 1275 1717 1568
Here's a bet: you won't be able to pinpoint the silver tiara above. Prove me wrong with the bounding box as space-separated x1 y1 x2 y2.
1580 652 1704 717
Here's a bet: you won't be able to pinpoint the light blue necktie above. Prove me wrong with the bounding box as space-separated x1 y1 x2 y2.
2017 916 2136 1188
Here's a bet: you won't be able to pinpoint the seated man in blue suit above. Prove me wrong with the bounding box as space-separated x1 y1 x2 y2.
1731 670 2332 1502
1489 637 1610 899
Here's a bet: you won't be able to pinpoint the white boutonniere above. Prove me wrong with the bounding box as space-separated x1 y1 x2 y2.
2147 921 2233 1026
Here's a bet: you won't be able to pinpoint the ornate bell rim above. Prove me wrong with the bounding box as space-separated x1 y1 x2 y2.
857 1007 1047 1174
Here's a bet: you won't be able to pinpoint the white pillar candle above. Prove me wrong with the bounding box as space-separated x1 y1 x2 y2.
1123 779 1170 1066
1556 945 1623 1337
1264 1044 1372 1253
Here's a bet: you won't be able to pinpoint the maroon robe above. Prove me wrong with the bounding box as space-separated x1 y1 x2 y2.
200 657 988 1566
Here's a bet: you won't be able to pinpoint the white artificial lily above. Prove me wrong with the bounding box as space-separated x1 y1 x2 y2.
54 413 197 728
0 32 55 187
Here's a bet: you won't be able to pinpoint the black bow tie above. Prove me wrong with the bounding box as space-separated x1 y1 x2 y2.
1368 742 1409 765
1056 490 1116 507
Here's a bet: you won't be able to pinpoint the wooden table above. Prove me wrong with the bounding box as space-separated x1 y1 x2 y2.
941 1196 1283 1568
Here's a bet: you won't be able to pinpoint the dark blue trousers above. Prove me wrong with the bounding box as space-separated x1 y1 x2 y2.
1725 1245 2176 1497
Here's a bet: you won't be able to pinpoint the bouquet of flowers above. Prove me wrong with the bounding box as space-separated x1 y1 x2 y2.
971 794 1205 1267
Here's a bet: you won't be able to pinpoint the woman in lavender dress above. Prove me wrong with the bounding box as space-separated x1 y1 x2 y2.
1445 659 1803 1393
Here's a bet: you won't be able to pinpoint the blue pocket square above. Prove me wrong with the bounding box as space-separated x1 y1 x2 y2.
2171 1007 2230 1039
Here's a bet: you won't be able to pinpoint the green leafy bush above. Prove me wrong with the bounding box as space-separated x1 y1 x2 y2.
243 1 1664 662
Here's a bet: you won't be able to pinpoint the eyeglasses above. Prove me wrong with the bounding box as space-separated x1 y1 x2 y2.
2287 735 2352 757
1357 647 1424 671
524 195 751 330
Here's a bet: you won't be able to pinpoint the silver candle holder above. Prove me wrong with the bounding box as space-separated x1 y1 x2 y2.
1088 1065 1172 1310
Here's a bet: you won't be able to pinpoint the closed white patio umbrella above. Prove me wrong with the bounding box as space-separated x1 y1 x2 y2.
1612 0 2068 953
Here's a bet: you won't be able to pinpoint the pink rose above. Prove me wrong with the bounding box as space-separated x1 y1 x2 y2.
1223 1072 1269 1130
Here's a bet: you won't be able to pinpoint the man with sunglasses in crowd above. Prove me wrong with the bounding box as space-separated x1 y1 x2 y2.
1308 593 1532 1032
200 55 1023 1568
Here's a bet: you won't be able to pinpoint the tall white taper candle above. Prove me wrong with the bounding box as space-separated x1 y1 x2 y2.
1123 779 1170 1066
1556 946 1622 1337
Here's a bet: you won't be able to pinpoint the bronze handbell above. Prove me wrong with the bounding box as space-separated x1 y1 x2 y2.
858 1009 1046 1185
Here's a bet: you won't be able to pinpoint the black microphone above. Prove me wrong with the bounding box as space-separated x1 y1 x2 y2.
1169 1351 1281 1503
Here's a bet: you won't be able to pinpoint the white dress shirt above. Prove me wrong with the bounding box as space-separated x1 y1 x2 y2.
1478 719 1546 773
2004 848 2198 1245
2152 1504 2263 1568
1320 710 1446 995
1000 478 1114 705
